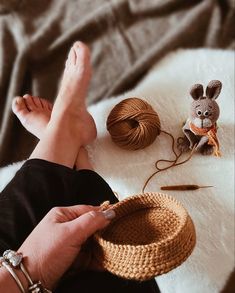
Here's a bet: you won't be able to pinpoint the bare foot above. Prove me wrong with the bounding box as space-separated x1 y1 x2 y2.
50 41 97 145
12 94 52 139
12 42 97 145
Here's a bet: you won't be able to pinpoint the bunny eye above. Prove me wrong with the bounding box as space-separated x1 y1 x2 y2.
204 110 209 116
197 110 202 116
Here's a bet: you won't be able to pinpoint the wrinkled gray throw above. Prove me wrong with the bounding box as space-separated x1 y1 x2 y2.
0 0 234 166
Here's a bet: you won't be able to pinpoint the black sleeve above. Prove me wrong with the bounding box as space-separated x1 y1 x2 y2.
0 159 118 253
0 158 159 293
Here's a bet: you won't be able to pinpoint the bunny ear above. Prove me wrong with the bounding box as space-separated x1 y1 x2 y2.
190 84 203 100
206 80 222 100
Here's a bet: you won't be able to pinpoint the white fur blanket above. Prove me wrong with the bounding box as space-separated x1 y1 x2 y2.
0 49 234 293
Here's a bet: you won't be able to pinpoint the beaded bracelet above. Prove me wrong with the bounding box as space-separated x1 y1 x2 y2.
1 250 52 293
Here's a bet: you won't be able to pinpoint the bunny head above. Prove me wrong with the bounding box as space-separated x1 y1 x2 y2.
189 80 222 129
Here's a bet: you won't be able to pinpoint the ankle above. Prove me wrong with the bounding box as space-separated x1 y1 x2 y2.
50 107 82 123
47 112 86 142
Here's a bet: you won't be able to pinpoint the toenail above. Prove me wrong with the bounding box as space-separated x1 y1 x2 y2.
15 97 22 104
74 41 81 48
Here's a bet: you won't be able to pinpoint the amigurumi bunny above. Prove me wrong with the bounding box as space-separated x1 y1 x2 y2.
178 80 222 156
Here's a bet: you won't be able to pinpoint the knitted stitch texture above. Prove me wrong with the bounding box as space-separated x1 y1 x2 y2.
93 193 196 281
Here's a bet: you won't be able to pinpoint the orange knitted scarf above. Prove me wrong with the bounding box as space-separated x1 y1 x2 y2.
189 122 221 157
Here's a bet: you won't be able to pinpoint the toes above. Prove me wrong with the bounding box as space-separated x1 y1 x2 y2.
22 94 53 112
66 41 90 67
31 96 44 109
40 98 53 111
65 41 91 72
73 41 91 66
67 45 77 66
23 94 36 111
23 94 52 111
12 96 30 121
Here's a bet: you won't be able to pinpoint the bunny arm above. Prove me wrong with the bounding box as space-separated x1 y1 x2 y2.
183 119 208 150
195 135 209 150
183 119 199 149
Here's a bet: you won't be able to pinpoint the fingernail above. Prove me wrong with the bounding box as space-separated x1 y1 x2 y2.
102 209 116 220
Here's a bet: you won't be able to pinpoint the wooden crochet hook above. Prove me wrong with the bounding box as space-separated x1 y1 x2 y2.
160 184 213 191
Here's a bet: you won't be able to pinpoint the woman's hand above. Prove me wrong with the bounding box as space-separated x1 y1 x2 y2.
18 205 115 290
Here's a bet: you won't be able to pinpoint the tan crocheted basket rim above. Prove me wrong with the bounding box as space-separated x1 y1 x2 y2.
93 192 196 281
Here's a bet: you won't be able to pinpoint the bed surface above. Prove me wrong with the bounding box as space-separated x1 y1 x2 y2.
1 48 234 292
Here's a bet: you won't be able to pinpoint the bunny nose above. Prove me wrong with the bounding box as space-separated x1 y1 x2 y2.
199 115 205 120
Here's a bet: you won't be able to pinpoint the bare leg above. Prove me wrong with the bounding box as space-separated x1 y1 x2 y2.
12 93 94 170
29 41 96 168
75 147 93 170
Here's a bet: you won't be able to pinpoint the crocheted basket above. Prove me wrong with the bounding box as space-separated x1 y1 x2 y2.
93 192 196 281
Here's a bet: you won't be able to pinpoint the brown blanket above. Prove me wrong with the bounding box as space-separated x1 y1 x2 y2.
0 0 234 166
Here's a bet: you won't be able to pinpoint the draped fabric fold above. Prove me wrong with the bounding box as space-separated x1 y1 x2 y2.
0 0 234 166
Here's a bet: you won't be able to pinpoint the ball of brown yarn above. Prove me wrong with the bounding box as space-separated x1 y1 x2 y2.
106 97 161 150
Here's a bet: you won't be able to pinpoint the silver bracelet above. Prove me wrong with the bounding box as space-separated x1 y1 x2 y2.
3 250 52 293
0 257 26 292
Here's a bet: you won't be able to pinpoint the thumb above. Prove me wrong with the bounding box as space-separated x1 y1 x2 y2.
68 209 116 244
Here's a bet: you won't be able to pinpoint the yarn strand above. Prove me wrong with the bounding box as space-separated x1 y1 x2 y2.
106 97 196 193
142 131 196 193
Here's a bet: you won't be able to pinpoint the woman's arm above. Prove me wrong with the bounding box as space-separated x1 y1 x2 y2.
0 266 28 293
0 204 115 291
